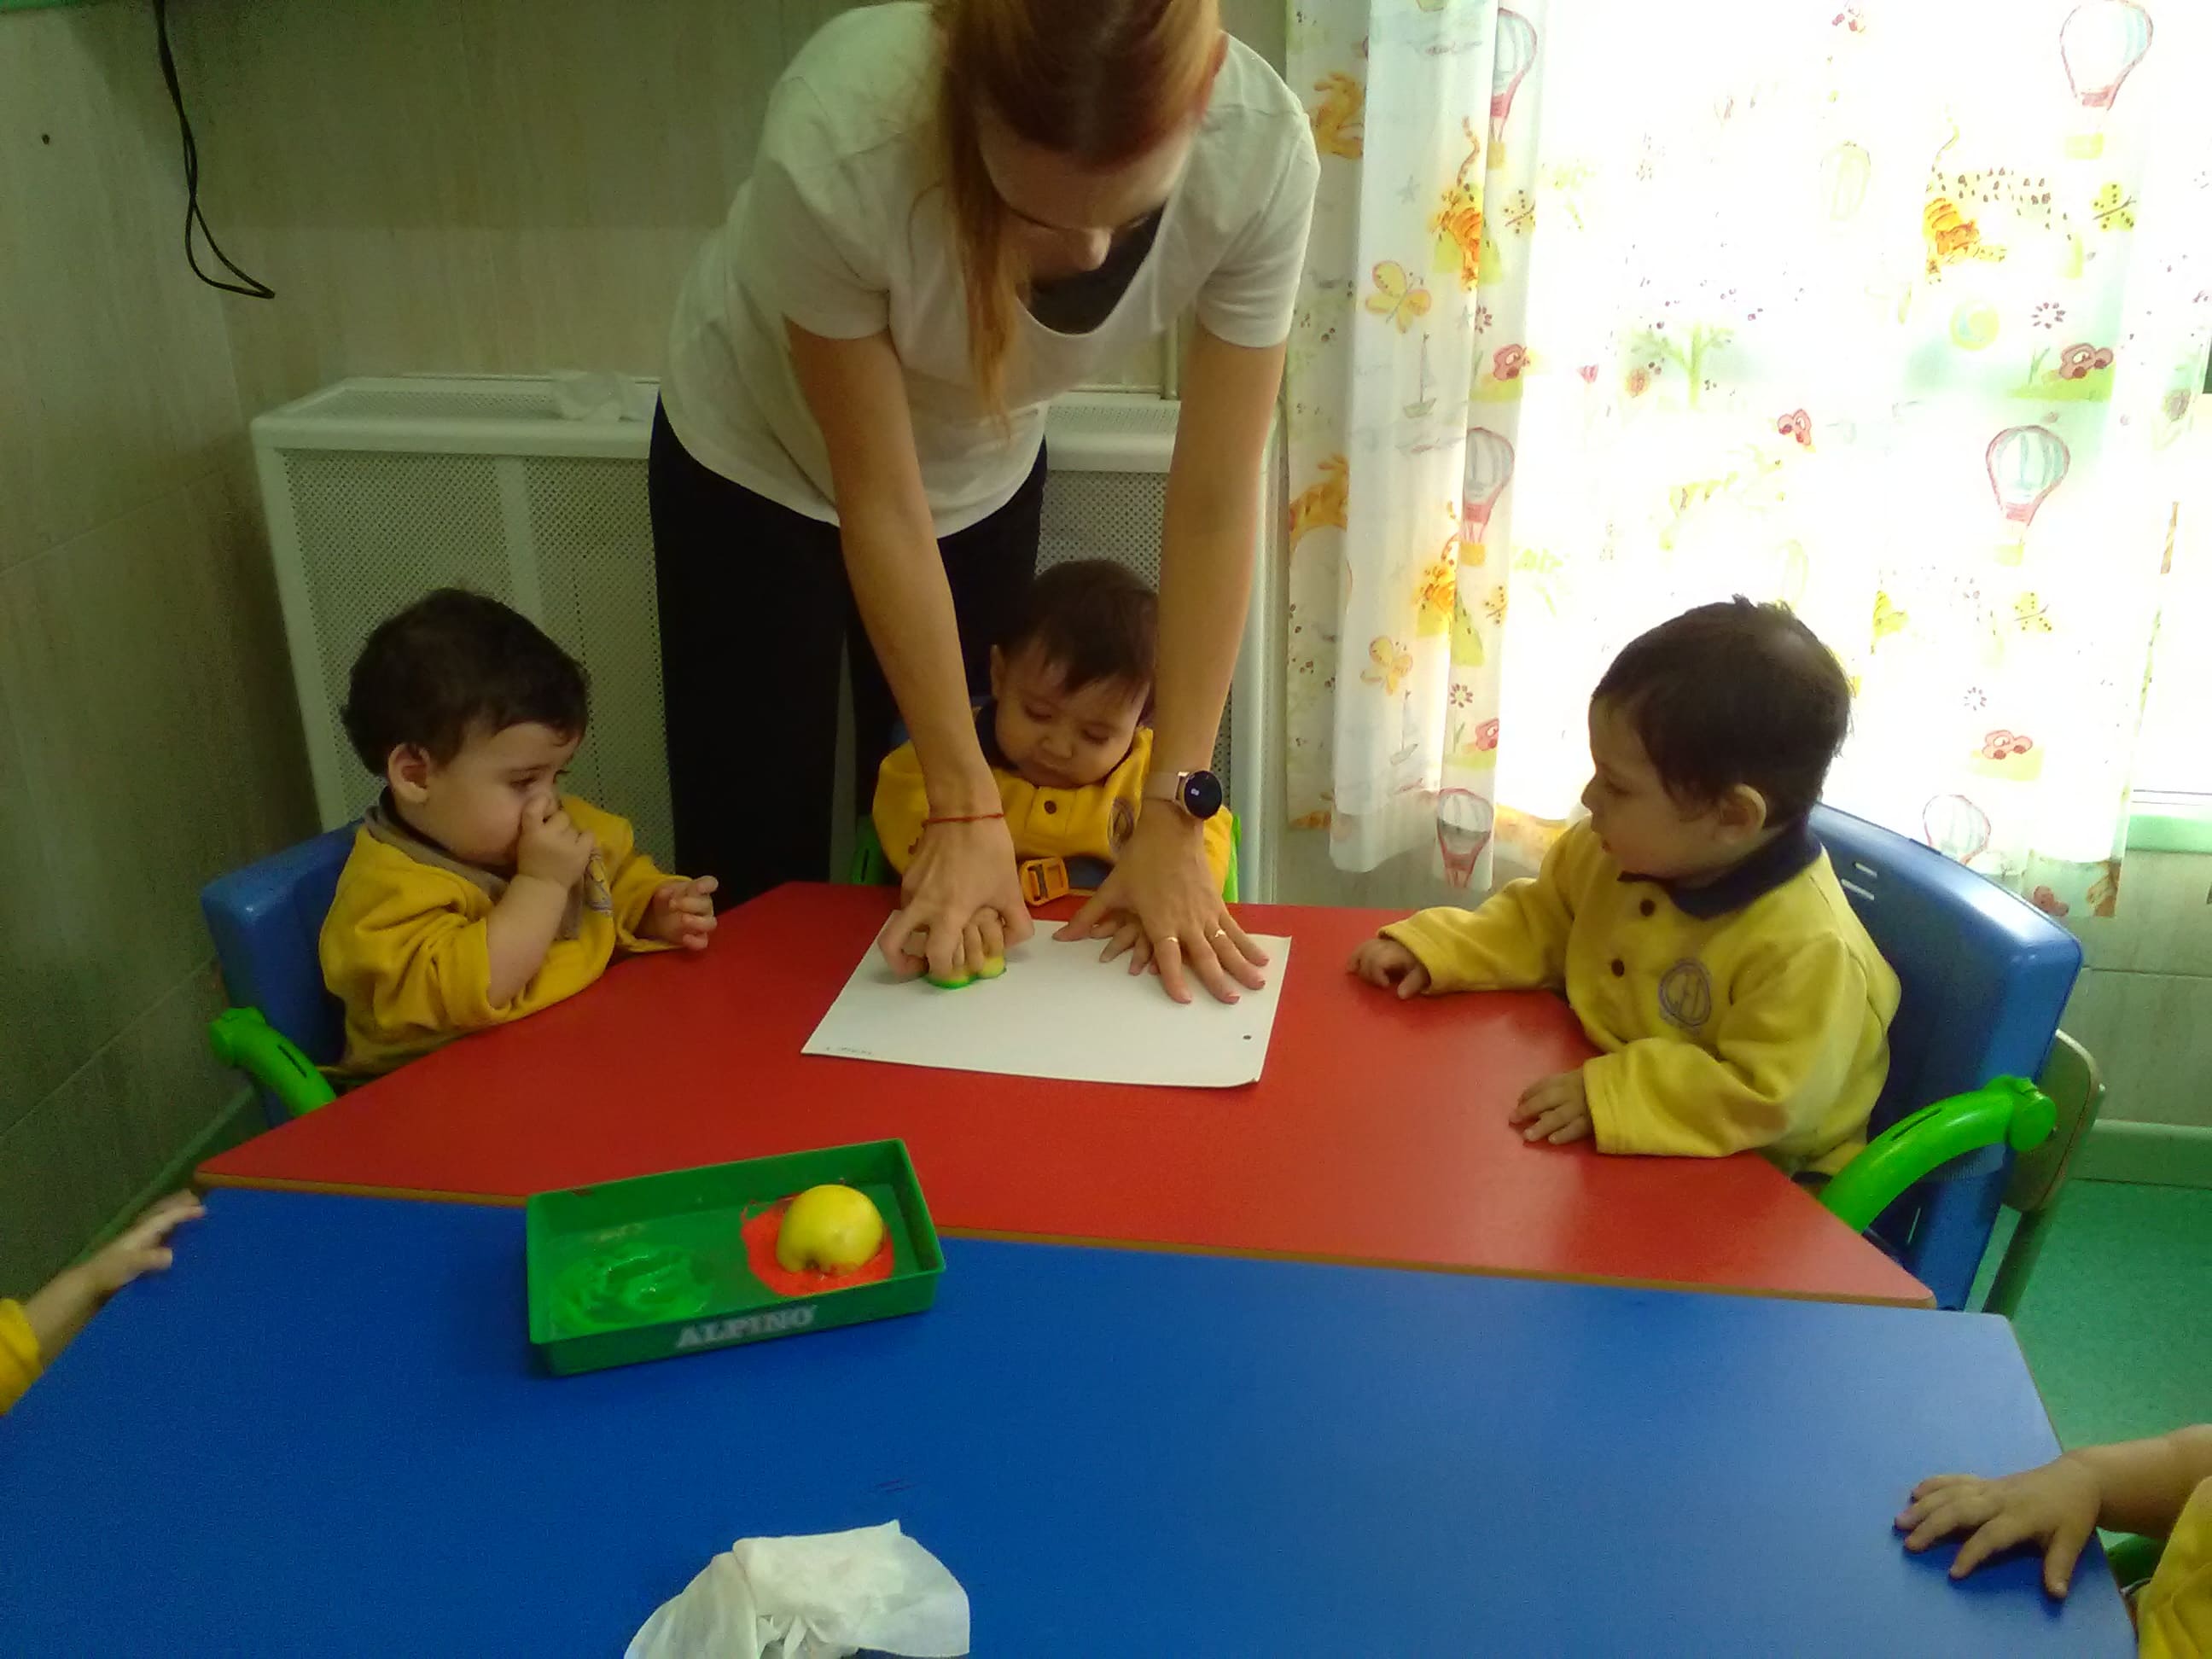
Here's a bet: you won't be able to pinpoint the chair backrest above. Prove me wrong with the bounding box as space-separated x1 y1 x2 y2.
1810 805 2082 1307
200 826 357 1084
2007 1029 2104 1214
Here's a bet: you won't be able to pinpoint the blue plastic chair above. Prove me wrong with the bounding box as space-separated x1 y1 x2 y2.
1810 804 2082 1308
200 825 357 1124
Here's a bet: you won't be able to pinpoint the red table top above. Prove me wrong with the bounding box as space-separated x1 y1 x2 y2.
201 883 1930 1306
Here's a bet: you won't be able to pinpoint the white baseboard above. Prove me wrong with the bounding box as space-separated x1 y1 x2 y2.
2077 1119 2212 1189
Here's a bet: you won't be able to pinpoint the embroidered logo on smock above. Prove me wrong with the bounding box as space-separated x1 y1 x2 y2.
1657 958 1714 1029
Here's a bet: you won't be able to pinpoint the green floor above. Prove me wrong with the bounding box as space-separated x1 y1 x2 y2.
1970 1180 2212 1451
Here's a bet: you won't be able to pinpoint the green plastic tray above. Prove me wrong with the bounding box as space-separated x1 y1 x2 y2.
524 1139 944 1377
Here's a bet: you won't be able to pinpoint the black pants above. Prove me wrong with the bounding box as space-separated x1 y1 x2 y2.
649 404 1045 908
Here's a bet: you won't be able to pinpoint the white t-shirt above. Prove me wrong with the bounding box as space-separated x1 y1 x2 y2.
661 3 1318 535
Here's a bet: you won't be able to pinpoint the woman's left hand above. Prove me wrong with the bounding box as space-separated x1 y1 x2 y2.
1057 812 1269 1004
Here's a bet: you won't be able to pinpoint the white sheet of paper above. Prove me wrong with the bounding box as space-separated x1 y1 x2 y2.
802 934 1293 1088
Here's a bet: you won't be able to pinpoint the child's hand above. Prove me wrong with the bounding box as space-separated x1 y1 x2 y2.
1348 937 1431 998
644 876 719 951
516 790 596 888
84 1191 205 1296
23 1191 205 1369
1895 1456 2103 1597
1510 1068 1592 1144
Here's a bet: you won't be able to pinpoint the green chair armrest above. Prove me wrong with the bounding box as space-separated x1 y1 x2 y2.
208 1007 336 1119
1819 1076 2055 1235
2104 1531 2164 1590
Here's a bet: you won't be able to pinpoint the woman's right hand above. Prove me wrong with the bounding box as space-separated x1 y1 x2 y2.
879 817 1034 981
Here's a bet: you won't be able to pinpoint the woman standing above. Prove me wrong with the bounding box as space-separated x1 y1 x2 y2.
653 0 1316 1002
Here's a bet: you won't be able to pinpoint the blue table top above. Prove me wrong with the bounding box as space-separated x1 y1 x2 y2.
1 1190 2128 1656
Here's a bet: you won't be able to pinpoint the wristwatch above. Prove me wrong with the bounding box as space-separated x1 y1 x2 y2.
1143 767 1225 822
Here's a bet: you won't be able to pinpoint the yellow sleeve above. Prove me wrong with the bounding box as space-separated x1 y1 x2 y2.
0 1298 44 1414
1378 828 1580 993
568 798 676 950
871 741 929 876
322 859 504 1030
2139 1476 2212 1659
1582 934 1869 1160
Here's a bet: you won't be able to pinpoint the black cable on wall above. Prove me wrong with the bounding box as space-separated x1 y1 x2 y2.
153 0 273 300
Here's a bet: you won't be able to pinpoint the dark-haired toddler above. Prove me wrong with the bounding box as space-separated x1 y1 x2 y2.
1351 598 1899 1177
320 589 715 1077
872 560 1235 905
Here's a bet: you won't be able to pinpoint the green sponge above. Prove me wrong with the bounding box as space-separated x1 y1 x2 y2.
926 953 1004 990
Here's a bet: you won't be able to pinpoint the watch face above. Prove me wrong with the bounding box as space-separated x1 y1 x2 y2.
1179 770 1225 820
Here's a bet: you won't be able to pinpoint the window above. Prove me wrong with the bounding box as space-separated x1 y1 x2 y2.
2131 395 2212 851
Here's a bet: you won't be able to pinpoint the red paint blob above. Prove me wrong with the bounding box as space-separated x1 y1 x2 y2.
741 1196 896 1298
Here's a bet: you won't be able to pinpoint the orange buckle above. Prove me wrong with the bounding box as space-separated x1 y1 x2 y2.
1019 857 1071 906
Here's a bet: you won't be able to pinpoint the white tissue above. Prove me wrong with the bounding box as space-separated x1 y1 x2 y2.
626 1522 969 1659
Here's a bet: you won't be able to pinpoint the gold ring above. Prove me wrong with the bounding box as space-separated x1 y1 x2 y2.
1160 934 1179 948
1209 926 1227 940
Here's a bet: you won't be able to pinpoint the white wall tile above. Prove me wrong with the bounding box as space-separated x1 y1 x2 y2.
2061 968 2212 1129
0 3 242 552
2078 850 2212 978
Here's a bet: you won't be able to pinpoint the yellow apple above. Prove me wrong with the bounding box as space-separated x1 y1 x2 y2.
776 1185 886 1274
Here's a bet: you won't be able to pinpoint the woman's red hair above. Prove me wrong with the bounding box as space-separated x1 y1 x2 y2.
934 0 1220 419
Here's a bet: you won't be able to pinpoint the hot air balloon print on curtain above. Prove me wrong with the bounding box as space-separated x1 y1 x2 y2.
1435 788 1495 887
1986 424 2069 563
1488 10 1536 168
2059 2 2153 158
1459 427 1516 560
1922 794 1993 865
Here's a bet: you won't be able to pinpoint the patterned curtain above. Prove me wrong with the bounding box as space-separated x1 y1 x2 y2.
1284 0 2212 918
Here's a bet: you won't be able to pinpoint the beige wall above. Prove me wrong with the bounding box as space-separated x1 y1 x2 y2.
0 2 315 1297
178 0 1287 419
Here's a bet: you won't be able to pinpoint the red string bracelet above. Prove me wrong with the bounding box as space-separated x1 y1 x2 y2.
923 811 1005 827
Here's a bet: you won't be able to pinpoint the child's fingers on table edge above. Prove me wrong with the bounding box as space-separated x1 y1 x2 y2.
2044 1522 2093 1596
1950 1515 2032 1578
1903 1499 1979 1551
1911 1474 1975 1499
137 1191 203 1228
1398 967 1429 998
